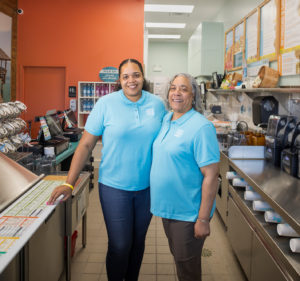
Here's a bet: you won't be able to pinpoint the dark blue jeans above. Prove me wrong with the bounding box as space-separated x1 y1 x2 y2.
98 183 152 281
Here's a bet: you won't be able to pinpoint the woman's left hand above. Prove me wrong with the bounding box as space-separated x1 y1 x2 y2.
194 220 210 239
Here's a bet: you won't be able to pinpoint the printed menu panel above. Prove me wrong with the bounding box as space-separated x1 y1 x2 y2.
279 50 300 75
234 22 244 68
246 11 259 63
280 0 300 75
260 0 277 59
225 30 234 70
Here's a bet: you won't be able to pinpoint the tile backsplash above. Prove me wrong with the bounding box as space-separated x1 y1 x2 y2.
206 90 300 130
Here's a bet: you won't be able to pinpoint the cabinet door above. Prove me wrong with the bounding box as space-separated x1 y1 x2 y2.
28 204 65 281
0 254 21 281
227 197 253 280
251 233 289 281
216 153 229 225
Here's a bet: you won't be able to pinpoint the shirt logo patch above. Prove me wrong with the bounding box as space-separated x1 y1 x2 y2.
146 108 155 116
174 129 184 137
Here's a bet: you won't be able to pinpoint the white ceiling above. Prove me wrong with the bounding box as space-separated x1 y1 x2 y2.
145 0 265 43
145 0 228 42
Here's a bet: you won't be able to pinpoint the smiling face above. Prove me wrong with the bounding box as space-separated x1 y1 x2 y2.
119 62 144 102
168 75 194 119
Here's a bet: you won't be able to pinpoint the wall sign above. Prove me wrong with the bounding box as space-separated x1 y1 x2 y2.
225 29 234 70
68 86 76 97
99 66 119 82
233 22 245 68
260 0 278 60
246 11 259 64
279 0 300 75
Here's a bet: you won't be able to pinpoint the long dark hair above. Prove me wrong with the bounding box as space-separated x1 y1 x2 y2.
117 58 150 91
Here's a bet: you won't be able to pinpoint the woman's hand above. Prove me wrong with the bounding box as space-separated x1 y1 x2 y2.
47 185 72 205
194 220 210 239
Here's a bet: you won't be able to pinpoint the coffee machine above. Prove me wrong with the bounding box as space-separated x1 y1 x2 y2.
265 115 296 167
281 122 300 177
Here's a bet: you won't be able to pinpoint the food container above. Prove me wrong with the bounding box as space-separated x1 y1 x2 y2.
253 66 280 88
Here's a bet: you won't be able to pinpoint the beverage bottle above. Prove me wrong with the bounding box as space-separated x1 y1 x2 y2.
86 84 90 96
95 85 100 97
91 84 94 97
82 84 86 97
100 84 104 96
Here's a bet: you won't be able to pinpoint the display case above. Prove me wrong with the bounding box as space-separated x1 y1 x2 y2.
77 81 118 128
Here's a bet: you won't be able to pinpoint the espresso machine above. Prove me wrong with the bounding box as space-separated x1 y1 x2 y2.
281 122 300 177
265 115 296 167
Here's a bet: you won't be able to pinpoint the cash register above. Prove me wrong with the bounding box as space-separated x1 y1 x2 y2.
39 113 70 155
61 109 83 142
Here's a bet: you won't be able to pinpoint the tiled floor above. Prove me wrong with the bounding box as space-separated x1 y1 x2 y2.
60 183 247 281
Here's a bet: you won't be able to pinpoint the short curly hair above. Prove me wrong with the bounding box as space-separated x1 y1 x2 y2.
165 73 202 113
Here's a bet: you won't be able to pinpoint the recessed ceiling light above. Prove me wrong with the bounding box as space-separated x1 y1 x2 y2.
145 22 186 28
148 34 181 39
144 4 194 13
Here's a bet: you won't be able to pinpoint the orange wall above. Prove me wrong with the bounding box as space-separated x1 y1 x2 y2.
17 0 144 108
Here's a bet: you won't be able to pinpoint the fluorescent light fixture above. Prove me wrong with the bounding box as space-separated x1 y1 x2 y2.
144 4 194 13
145 22 186 28
148 34 181 39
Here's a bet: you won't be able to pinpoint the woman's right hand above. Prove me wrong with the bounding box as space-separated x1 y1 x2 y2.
47 185 72 205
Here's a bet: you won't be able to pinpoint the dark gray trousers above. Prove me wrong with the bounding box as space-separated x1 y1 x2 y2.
162 218 206 281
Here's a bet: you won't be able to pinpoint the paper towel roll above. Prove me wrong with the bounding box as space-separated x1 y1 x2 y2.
277 224 300 237
252 200 271 212
264 211 283 223
233 177 247 187
245 184 253 192
290 238 300 253
226 171 238 180
244 191 262 201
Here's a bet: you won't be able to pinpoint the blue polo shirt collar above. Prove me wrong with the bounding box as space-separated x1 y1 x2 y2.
120 89 146 105
170 108 196 125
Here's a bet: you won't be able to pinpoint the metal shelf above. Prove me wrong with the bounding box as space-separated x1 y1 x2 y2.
208 88 300 94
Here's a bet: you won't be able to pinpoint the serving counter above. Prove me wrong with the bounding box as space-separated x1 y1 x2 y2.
0 153 90 281
217 151 300 281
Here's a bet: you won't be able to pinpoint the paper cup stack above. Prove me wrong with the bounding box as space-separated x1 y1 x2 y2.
226 171 238 180
244 191 262 201
233 177 247 187
264 211 283 223
277 224 300 237
290 238 300 253
252 200 271 212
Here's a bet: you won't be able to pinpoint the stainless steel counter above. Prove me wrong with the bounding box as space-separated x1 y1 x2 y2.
219 151 300 281
229 158 300 235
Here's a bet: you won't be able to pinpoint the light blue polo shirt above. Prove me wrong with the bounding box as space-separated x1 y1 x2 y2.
85 90 166 191
150 109 220 222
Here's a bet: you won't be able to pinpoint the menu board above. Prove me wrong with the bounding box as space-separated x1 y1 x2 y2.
234 22 244 68
260 0 277 59
225 29 234 70
279 0 300 75
246 11 259 63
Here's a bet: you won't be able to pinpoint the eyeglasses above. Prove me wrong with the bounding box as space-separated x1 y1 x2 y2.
121 72 142 81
